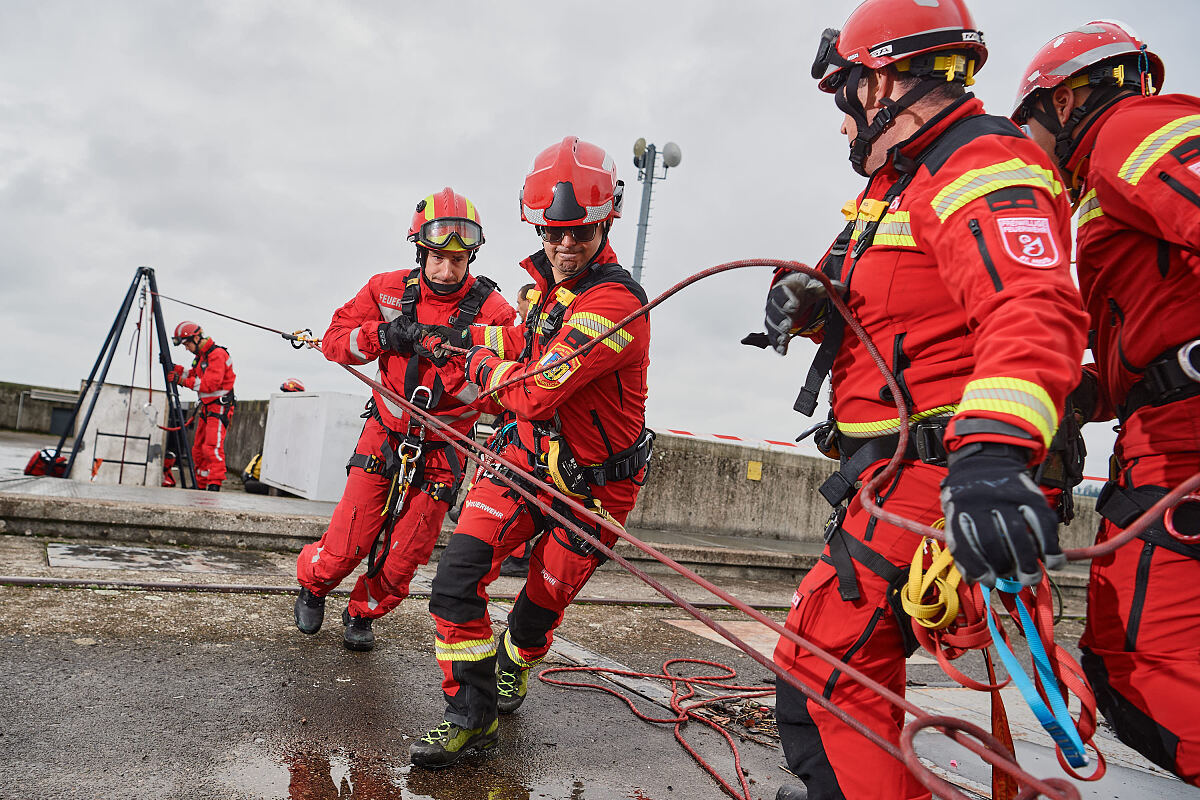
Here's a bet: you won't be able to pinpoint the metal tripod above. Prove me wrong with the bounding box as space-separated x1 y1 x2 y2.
47 266 197 488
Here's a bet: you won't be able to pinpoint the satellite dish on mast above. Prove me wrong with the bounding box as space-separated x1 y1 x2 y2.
662 141 682 168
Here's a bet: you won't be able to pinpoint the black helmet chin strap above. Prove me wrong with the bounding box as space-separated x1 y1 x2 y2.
835 66 945 177
1052 84 1131 170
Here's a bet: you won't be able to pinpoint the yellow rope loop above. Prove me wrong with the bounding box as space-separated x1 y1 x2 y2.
900 534 963 631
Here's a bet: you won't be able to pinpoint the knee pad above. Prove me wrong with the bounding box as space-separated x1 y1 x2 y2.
430 534 496 624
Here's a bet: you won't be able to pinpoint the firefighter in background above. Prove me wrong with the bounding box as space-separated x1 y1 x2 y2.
1013 21 1200 784
294 189 515 653
515 282 536 322
169 321 236 492
408 137 653 768
757 2 1089 797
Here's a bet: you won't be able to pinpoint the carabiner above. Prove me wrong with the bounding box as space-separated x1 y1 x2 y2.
1165 493 1200 543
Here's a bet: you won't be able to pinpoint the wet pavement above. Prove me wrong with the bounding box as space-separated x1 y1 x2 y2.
0 432 1193 799
0 532 1192 800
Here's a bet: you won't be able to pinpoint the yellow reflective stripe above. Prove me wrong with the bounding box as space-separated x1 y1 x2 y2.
464 196 477 222
930 159 1063 222
1076 188 1104 227
503 632 542 669
837 405 959 437
483 326 506 358
435 635 497 662
568 312 633 352
958 377 1057 447
423 195 436 222
486 360 519 391
1118 114 1200 185
849 211 917 247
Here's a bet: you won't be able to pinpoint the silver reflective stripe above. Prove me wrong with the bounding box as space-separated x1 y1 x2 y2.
377 301 403 323
1050 43 1143 77
455 384 481 405
347 327 369 364
379 390 406 420
198 389 230 399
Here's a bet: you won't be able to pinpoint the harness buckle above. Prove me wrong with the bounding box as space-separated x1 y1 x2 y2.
912 421 948 466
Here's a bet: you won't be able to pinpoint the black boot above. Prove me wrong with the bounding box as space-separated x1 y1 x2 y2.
775 784 808 800
206 484 221 492
499 555 530 577
294 587 325 635
342 608 375 651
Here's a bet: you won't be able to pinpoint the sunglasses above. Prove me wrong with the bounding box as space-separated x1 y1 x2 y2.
537 223 600 244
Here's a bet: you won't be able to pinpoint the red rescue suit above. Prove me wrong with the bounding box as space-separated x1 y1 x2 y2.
772 96 1087 799
427 242 652 730
179 339 236 489
1067 93 1200 784
297 269 514 619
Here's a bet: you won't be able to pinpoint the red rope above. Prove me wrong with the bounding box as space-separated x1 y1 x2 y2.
539 659 773 800
157 254 1200 798
338 360 1077 800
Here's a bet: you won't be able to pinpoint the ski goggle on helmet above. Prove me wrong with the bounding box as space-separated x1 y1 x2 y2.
172 321 202 346
408 188 485 253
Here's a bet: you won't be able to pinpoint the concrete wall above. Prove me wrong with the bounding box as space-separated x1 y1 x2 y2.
223 399 268 480
0 382 1102 547
623 432 1100 548
0 381 79 434
626 434 835 541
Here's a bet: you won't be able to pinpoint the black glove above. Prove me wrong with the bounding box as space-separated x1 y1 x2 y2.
940 443 1065 587
464 345 499 386
763 273 844 355
413 324 471 367
377 317 420 353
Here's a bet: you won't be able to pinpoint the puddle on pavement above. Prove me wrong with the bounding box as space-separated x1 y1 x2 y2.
46 541 279 574
216 744 661 799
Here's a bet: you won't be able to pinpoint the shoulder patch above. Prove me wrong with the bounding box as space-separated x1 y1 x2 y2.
995 217 1062 268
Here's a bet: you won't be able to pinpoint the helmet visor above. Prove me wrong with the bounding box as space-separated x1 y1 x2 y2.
417 217 483 251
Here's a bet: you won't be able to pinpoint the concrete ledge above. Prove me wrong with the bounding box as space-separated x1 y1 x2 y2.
0 492 327 552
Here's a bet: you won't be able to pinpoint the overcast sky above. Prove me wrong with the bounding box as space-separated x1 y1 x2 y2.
2 1 1194 478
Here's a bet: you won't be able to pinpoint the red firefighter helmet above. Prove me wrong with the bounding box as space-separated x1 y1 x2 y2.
279 378 306 392
407 187 484 253
812 0 987 93
1011 20 1163 119
520 137 624 227
172 321 202 346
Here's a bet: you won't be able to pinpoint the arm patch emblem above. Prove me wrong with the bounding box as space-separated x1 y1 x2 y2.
533 343 581 389
995 217 1062 268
